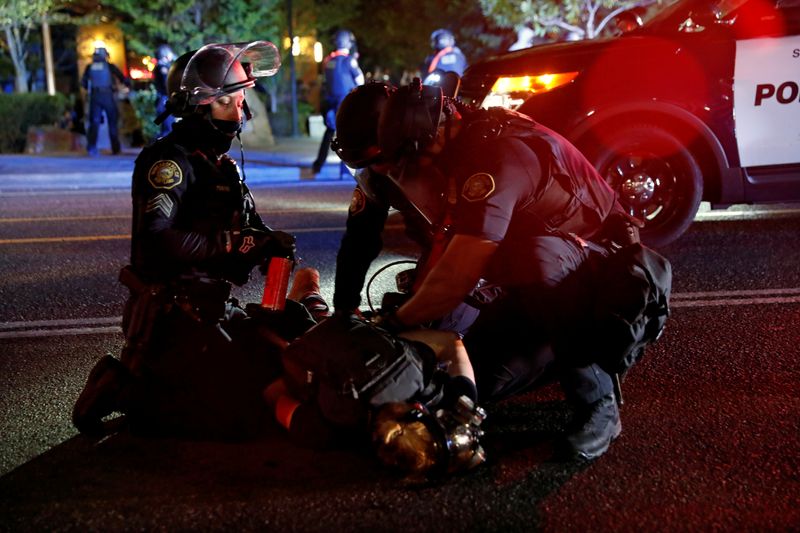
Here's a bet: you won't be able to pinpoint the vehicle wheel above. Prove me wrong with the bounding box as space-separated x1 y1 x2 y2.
588 124 703 248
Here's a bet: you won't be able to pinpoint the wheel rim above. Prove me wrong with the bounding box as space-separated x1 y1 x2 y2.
604 151 683 228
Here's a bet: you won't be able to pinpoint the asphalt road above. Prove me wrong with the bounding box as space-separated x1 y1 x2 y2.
1 181 799 531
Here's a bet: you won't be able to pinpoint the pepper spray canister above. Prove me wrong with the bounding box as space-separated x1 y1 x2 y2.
261 256 293 311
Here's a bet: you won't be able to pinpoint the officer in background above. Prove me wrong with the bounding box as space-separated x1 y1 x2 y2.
311 29 364 175
80 43 131 156
153 44 177 137
72 41 300 439
338 79 640 461
422 29 467 78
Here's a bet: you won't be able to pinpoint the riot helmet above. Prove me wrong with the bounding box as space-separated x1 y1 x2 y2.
377 77 444 163
333 29 355 51
430 29 455 51
332 81 396 168
155 44 176 65
161 40 280 121
372 397 487 479
92 42 109 62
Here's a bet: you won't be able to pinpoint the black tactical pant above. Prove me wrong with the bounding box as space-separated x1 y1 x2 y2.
465 235 614 407
87 89 120 155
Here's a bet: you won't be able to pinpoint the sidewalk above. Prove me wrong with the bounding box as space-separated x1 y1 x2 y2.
0 136 352 192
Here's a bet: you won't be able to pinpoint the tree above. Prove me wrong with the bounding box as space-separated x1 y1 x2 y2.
307 0 512 76
0 0 54 93
109 0 283 57
479 0 658 42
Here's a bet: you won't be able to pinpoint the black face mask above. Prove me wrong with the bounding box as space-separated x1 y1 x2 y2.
211 118 242 136
173 114 241 155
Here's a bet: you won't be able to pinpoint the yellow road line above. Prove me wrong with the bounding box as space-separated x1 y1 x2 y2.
0 208 348 224
0 215 129 223
0 223 404 245
0 235 129 244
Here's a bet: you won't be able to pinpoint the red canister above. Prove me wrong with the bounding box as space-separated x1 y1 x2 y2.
261 256 293 311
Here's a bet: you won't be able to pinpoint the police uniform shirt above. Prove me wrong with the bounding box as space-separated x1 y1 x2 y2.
154 63 169 96
325 53 363 102
131 117 265 282
434 110 619 285
423 47 468 77
81 58 127 92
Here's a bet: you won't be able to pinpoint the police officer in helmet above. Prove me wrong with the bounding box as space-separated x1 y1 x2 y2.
311 29 364 175
345 78 642 461
153 44 177 137
80 43 131 156
423 29 467 78
73 41 299 439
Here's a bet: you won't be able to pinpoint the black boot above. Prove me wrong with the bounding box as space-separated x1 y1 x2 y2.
563 393 621 460
72 354 131 436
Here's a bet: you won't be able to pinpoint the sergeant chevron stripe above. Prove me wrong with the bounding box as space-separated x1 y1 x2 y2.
146 193 174 217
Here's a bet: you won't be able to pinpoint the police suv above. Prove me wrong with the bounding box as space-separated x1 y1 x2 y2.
460 0 800 247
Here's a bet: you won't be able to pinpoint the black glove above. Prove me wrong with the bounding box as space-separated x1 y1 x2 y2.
233 228 296 268
263 230 297 261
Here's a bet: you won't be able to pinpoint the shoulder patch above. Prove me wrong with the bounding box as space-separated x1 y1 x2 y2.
461 173 496 202
349 188 366 215
148 160 183 190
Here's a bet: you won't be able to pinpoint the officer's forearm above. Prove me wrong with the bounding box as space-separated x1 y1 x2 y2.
396 235 497 327
155 228 226 262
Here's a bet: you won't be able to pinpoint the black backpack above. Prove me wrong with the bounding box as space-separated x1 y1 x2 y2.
589 243 672 375
281 315 439 428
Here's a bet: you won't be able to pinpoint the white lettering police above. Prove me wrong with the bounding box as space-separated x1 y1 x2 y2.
733 35 800 167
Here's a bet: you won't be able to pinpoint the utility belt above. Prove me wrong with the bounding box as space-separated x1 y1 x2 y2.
173 274 232 324
120 266 232 326
119 266 233 373
594 212 642 248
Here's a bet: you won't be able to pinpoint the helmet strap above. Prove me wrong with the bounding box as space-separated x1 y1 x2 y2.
236 131 247 182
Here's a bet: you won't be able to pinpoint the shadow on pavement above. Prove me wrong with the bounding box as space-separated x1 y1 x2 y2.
0 397 588 531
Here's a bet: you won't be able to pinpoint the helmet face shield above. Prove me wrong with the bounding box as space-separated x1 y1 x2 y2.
181 41 281 106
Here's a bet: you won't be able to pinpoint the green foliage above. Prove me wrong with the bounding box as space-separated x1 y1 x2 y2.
479 0 660 40
110 0 283 57
0 92 67 152
303 0 513 74
128 87 159 144
0 0 52 28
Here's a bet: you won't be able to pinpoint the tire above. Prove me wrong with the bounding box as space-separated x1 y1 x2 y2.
587 124 703 248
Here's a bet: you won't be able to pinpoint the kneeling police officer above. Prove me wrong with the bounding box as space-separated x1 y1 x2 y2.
336 78 641 460
73 41 300 439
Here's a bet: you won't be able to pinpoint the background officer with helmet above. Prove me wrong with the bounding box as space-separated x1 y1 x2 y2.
153 44 177 137
341 78 643 461
73 41 300 439
80 43 131 156
423 29 467 78
311 29 365 175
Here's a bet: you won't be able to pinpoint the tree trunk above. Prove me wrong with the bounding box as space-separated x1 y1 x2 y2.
5 26 29 93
